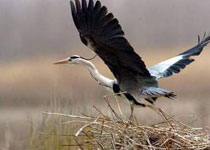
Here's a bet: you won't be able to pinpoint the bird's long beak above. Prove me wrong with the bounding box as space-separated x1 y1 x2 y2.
54 58 69 65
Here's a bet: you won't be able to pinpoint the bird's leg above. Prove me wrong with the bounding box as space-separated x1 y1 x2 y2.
158 108 174 128
145 104 174 128
129 103 135 121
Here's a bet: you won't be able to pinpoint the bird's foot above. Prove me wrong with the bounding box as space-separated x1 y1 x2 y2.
128 115 135 124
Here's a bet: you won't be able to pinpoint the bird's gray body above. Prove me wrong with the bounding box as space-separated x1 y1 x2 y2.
119 76 157 100
118 75 156 92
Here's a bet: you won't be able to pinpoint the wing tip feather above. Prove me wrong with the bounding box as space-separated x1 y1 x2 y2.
75 0 82 12
82 0 87 10
88 0 94 10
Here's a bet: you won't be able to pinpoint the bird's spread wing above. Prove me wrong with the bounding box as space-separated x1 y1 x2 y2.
149 33 210 79
70 0 151 83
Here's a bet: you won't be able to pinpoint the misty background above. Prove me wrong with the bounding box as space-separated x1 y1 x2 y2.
0 0 210 149
1 0 210 62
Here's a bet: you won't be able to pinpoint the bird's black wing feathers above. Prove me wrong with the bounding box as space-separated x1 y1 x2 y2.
70 0 151 82
179 33 210 57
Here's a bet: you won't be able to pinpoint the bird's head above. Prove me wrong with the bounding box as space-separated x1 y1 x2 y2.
54 55 84 65
54 55 97 65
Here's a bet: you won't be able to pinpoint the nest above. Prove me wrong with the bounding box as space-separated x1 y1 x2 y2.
43 100 210 150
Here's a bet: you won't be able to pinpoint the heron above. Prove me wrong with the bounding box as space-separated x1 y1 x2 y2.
54 0 210 118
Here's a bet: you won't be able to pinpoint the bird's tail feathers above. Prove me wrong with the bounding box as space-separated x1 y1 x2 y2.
143 87 176 103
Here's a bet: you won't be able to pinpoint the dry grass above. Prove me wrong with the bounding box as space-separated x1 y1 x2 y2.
30 99 210 150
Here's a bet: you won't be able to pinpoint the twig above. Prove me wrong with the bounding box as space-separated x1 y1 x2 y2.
75 117 100 137
93 105 107 119
42 112 91 119
104 97 123 122
82 131 105 150
113 96 124 118
73 136 84 150
111 133 117 150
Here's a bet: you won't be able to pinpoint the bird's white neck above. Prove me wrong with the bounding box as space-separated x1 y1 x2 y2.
79 59 114 88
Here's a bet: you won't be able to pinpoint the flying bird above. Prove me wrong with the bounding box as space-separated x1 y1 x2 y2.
55 0 210 118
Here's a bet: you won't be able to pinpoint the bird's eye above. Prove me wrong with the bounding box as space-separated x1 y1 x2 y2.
70 56 80 60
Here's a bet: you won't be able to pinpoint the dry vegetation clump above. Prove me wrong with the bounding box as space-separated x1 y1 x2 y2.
30 100 210 150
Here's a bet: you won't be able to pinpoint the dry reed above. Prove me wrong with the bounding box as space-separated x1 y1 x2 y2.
42 99 210 150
